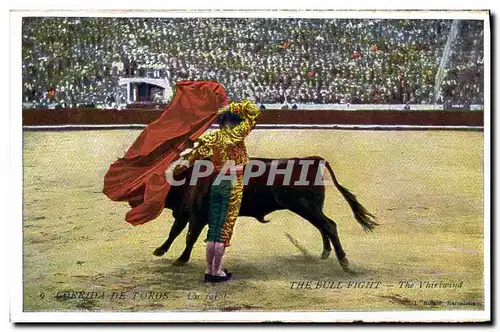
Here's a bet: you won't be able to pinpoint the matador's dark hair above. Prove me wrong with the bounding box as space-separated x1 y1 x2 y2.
217 112 243 128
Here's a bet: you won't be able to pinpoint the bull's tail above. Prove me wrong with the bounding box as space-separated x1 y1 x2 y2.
324 160 378 232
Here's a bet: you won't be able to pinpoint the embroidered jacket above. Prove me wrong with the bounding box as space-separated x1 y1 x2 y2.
174 100 261 172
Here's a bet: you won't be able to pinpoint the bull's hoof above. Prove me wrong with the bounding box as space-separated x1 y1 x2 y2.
321 249 332 260
153 248 166 257
257 217 271 224
339 257 350 272
172 259 188 266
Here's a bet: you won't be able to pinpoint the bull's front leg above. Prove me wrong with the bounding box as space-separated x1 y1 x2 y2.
153 217 189 257
173 216 206 266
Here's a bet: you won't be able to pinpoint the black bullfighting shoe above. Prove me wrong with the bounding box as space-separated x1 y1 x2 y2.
210 269 232 283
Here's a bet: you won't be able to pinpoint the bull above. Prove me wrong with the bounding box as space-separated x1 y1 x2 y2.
152 156 378 272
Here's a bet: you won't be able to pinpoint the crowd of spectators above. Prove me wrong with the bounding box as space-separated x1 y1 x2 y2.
22 17 484 108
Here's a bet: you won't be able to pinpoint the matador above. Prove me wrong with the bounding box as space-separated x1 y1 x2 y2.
173 100 261 282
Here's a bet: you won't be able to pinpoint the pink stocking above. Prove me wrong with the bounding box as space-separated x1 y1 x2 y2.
206 242 215 274
212 242 226 276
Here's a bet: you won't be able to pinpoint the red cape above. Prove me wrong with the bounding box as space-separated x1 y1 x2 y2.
103 81 228 225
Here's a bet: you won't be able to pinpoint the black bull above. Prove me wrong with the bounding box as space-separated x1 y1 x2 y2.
152 156 378 271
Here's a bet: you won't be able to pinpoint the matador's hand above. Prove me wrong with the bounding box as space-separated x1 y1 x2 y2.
217 104 230 114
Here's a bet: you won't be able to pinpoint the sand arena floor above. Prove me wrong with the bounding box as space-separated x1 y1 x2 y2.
22 129 484 311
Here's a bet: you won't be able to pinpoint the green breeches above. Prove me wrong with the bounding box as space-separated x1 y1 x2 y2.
206 175 244 246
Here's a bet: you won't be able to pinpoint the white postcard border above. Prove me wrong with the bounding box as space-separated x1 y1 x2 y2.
9 8 491 323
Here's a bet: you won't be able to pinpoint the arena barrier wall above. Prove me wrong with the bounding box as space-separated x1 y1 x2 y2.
260 104 484 111
22 108 484 130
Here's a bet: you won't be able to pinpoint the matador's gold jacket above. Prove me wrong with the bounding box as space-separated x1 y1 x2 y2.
175 100 261 172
